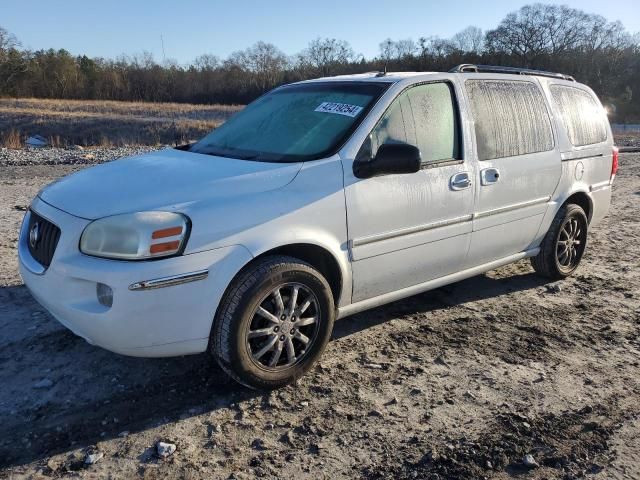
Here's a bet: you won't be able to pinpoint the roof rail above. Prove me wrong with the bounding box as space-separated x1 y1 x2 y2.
449 64 575 82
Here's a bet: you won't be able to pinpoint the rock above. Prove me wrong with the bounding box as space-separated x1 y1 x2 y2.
364 362 384 369
251 438 266 450
533 372 546 383
368 410 383 417
463 390 477 400
33 378 54 389
384 397 399 406
84 450 104 465
70 145 84 151
26 135 47 148
283 429 297 446
434 354 450 367
46 458 59 472
310 442 325 453
523 454 539 468
300 401 309 407
156 441 176 458
546 283 562 294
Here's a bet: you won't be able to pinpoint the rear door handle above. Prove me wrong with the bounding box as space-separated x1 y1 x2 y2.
450 172 472 190
480 168 500 185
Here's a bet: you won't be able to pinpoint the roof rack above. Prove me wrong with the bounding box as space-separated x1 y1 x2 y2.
449 64 575 82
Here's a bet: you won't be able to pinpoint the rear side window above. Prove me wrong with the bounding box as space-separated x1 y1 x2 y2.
466 80 554 161
550 85 607 146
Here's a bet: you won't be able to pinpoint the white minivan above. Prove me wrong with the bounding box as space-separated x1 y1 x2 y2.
19 64 617 389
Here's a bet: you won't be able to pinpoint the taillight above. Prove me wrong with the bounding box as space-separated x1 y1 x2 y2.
610 146 619 183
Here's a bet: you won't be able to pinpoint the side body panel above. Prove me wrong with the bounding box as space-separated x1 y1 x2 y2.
185 156 354 307
340 77 476 303
455 74 563 267
538 79 614 226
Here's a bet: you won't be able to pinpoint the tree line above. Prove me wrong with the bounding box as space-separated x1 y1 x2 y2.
1 3 639 122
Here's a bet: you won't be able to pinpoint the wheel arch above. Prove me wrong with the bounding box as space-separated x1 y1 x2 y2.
218 241 348 311
564 190 593 223
252 243 345 305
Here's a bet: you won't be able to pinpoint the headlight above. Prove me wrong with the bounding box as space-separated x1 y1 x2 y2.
80 212 190 260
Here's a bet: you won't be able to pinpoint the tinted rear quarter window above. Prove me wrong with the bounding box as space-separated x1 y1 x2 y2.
466 80 554 161
550 85 608 147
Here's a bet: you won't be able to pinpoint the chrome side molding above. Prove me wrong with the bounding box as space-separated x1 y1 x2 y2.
129 269 209 291
351 214 473 248
474 195 550 219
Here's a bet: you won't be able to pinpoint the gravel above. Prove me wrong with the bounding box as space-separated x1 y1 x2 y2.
0 150 639 479
0 146 162 167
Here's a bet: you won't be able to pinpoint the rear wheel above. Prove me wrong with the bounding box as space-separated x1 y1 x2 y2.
210 255 335 390
531 203 588 280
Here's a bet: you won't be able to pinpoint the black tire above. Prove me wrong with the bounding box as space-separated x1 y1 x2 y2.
210 255 335 390
531 203 588 280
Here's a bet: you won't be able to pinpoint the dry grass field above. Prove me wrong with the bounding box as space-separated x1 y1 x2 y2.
0 98 242 148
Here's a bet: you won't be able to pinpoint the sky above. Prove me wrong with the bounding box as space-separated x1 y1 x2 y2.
2 0 639 63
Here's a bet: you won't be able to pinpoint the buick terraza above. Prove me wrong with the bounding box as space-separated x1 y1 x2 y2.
19 65 617 389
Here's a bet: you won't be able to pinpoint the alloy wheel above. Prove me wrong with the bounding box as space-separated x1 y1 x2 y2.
246 283 320 370
556 214 587 273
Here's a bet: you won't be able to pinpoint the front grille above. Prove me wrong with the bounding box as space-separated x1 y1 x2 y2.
27 211 61 268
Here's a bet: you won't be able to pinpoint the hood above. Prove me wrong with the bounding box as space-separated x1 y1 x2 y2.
39 148 302 219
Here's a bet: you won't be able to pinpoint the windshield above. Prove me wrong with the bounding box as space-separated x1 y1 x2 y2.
189 82 389 162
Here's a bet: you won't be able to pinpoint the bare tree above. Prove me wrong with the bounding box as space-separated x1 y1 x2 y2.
0 26 19 52
418 36 456 58
379 38 417 61
298 38 355 76
379 38 394 62
0 27 26 93
194 54 220 71
394 39 418 59
451 26 484 54
484 4 633 66
485 5 549 64
227 42 288 91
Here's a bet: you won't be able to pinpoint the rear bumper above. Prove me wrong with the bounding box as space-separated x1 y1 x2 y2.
589 183 612 227
19 198 252 357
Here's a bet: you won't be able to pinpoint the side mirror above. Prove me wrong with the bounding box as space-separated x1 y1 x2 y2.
353 143 422 179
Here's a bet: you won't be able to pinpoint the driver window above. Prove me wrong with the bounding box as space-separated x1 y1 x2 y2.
358 91 414 161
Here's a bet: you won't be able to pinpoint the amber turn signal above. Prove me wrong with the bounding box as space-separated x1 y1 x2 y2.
152 226 184 239
150 240 181 254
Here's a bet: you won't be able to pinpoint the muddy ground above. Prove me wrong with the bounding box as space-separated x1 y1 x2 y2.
0 151 639 480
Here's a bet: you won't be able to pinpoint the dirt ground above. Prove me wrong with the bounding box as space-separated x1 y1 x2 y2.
0 152 639 480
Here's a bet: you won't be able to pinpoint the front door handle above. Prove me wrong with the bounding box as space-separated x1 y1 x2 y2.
450 172 472 190
481 168 501 185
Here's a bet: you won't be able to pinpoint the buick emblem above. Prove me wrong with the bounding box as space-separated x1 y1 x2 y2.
29 222 40 249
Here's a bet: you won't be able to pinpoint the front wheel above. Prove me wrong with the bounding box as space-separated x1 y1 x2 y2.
210 255 335 390
531 203 588 280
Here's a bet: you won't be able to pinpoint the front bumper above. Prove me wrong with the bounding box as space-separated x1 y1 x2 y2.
18 197 252 357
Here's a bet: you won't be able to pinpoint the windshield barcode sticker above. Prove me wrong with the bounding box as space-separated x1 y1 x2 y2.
315 102 363 117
